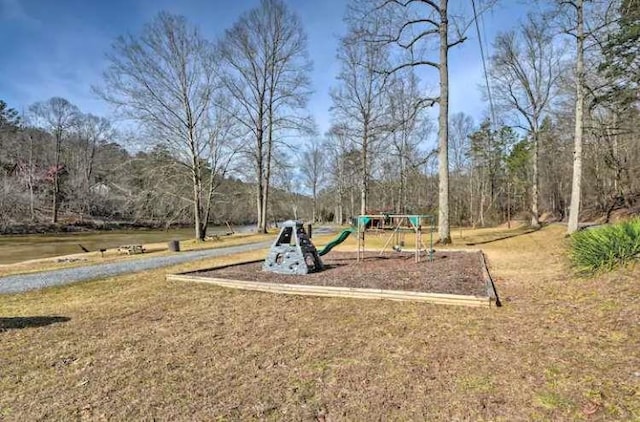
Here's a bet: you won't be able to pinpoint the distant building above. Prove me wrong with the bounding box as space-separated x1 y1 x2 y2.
90 182 110 196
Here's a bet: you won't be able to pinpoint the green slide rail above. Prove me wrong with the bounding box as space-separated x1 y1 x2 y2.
318 228 354 256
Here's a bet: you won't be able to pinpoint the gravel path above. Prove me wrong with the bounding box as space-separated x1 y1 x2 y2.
0 241 272 295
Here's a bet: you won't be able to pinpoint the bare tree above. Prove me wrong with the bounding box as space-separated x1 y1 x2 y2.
325 124 357 224
387 72 430 213
555 0 617 232
98 12 229 240
348 0 494 243
489 14 563 227
22 129 41 221
72 113 114 218
201 98 240 230
1 106 37 223
330 26 392 215
567 0 586 233
219 0 312 233
275 162 300 220
29 97 79 223
449 112 475 224
449 112 474 173
300 138 325 222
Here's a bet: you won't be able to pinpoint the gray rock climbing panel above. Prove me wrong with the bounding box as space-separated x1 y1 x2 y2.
263 220 323 275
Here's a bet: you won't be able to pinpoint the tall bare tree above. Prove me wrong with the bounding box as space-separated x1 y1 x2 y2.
449 112 475 224
300 138 325 222
330 25 392 215
387 72 431 213
556 0 618 232
72 113 114 218
29 97 79 223
348 0 493 243
489 14 563 227
98 12 228 240
325 124 358 224
219 0 312 233
567 0 586 233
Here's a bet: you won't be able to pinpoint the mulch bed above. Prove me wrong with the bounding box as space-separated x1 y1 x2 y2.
195 251 488 297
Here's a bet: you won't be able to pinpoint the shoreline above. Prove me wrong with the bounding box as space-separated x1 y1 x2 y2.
0 220 256 236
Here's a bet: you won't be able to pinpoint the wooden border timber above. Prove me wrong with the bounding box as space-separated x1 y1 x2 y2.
415 247 501 307
167 273 491 307
167 254 496 307
480 252 501 306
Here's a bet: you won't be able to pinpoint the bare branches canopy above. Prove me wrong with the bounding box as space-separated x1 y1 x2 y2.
218 0 313 233
98 12 232 239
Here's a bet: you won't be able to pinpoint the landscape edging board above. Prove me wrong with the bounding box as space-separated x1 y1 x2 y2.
480 252 502 306
167 251 496 307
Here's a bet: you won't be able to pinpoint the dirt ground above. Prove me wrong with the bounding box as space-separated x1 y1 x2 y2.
197 251 487 296
1 225 639 420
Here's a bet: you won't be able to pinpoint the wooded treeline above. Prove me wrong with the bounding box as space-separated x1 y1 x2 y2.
1 0 638 239
316 0 639 233
0 100 310 232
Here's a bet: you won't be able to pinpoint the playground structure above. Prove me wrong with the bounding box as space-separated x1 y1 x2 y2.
263 220 354 275
174 215 499 307
355 214 435 263
263 220 322 275
263 214 435 274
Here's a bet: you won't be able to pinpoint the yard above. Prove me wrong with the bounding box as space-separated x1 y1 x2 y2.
1 224 639 420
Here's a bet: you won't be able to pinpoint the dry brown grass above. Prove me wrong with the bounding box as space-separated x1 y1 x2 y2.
1 225 639 420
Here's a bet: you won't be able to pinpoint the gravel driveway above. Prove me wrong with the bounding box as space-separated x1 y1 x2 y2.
0 241 272 295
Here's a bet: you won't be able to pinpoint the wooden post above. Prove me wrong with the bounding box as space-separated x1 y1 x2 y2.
415 224 420 263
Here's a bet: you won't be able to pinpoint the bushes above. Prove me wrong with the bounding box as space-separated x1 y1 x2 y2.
570 219 640 275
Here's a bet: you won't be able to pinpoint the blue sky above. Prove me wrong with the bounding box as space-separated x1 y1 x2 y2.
0 0 537 142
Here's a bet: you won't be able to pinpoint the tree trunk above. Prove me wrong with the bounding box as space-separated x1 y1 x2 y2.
399 138 407 213
337 185 344 224
350 188 355 218
567 0 584 234
83 141 97 218
531 130 540 228
52 131 61 223
191 148 204 241
437 0 451 243
193 181 203 241
507 181 511 228
255 114 265 232
469 168 474 228
261 108 274 234
312 185 317 223
261 181 269 232
202 154 220 241
29 178 35 221
360 125 368 215
256 180 263 231
28 134 35 221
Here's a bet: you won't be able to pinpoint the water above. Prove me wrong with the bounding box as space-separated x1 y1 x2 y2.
0 224 256 265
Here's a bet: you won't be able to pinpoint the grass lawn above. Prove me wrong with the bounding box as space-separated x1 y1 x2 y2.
1 225 639 420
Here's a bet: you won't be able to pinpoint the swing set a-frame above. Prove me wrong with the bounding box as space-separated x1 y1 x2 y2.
355 213 435 263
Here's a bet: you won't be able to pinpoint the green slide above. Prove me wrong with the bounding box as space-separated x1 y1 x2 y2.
318 228 354 256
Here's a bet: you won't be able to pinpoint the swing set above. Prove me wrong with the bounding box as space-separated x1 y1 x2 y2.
355 214 435 263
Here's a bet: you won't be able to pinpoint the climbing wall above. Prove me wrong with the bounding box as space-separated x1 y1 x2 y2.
263 220 323 275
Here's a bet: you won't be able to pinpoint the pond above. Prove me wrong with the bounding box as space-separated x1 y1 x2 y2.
0 224 256 265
